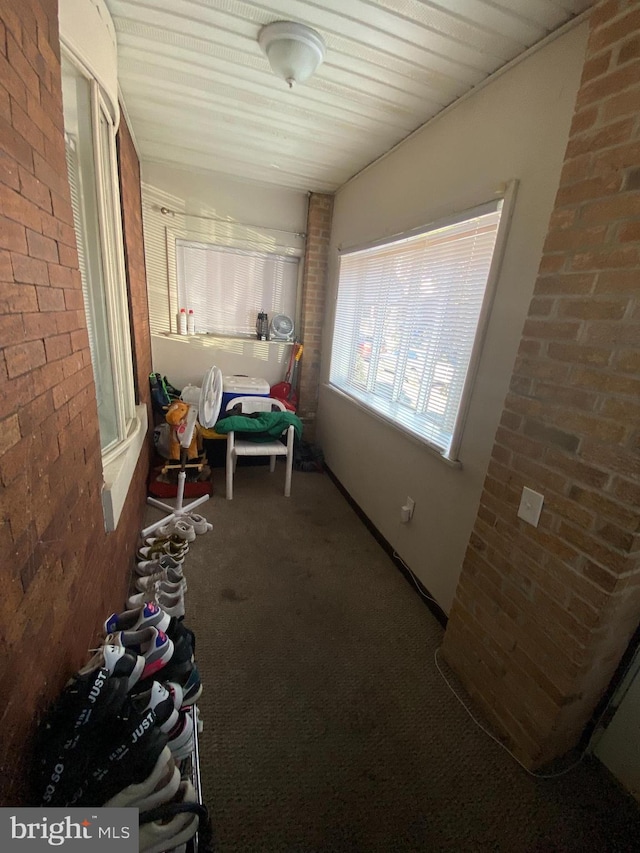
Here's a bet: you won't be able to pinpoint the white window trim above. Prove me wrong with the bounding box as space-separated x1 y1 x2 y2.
60 36 146 531
328 180 518 463
165 225 303 339
102 403 148 530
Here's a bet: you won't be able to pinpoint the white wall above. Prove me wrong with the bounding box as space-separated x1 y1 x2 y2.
141 163 308 388
316 23 589 613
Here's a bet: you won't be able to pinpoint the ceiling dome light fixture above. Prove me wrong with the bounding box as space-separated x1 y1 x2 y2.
258 21 326 89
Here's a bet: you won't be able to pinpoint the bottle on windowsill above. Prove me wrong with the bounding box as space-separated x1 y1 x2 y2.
187 309 195 335
178 308 187 335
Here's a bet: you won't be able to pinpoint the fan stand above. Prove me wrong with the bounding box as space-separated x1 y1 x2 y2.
142 366 221 538
142 447 210 538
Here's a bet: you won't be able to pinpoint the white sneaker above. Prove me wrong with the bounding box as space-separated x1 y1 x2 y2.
139 781 200 853
128 581 186 609
135 569 187 594
185 513 213 535
149 519 196 542
127 588 186 619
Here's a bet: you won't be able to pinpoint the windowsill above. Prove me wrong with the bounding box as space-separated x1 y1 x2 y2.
101 403 148 531
322 383 462 469
162 333 296 346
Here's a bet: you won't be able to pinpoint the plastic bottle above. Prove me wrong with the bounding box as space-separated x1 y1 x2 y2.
178 308 187 335
187 309 195 335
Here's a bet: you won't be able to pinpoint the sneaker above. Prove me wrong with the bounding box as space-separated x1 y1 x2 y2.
103 745 174 808
166 710 194 760
127 589 186 620
137 540 188 562
68 704 169 807
76 643 146 693
143 532 191 550
139 781 205 853
185 513 212 535
136 555 185 577
130 680 184 734
151 519 196 543
134 760 181 812
127 581 185 606
104 602 171 635
32 660 134 806
135 569 187 594
105 627 175 681
135 627 201 707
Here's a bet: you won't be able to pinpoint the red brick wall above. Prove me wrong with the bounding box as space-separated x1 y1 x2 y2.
0 0 151 803
443 0 640 769
298 192 333 440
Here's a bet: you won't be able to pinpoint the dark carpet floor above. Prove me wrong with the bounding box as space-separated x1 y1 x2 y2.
146 464 640 852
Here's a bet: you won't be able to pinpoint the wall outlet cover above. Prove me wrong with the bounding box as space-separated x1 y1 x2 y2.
517 487 544 527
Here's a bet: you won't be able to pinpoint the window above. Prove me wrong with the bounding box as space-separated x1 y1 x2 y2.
329 201 505 461
61 49 146 529
176 239 299 337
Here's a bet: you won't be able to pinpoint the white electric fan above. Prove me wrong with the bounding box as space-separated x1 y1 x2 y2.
143 365 223 536
270 314 295 341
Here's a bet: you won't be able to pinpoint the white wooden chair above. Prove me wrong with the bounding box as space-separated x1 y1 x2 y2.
224 396 295 500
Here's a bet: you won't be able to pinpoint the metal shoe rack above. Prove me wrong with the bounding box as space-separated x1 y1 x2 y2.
184 704 203 852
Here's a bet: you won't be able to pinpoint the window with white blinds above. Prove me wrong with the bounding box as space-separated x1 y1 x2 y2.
176 240 299 337
61 52 136 458
329 201 504 460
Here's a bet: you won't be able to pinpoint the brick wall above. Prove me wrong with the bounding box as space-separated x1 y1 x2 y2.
443 0 640 769
298 192 333 440
0 0 151 803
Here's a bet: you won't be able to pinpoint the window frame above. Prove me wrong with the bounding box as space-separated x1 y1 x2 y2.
328 182 517 463
61 42 146 529
174 237 301 339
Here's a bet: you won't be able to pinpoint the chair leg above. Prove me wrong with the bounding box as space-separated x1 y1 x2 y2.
284 426 294 497
269 455 276 473
226 434 234 500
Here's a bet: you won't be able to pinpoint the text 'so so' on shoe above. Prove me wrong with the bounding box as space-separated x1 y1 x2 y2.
105 627 175 681
32 662 133 805
104 602 171 635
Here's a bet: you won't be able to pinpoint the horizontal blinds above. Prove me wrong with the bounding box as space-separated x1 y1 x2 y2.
176 240 298 337
330 204 502 456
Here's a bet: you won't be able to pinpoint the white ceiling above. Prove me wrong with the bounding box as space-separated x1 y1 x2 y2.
106 0 594 193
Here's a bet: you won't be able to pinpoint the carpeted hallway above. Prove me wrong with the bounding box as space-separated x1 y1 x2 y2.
147 466 640 852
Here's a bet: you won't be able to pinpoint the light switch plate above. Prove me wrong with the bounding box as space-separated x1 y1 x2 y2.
517 487 544 527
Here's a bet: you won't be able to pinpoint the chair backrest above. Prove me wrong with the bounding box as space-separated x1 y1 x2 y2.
225 395 286 413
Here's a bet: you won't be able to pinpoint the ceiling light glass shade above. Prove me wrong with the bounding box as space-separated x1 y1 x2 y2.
258 21 326 88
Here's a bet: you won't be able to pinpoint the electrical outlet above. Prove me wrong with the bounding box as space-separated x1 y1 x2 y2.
517 487 544 527
406 497 415 519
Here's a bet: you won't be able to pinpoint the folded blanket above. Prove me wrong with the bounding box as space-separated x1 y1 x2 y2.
214 410 303 442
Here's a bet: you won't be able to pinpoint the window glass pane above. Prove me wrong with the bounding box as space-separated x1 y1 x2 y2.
176 240 298 337
329 204 502 458
61 58 118 451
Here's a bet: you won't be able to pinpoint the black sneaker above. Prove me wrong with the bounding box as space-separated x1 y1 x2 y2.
67 701 170 807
